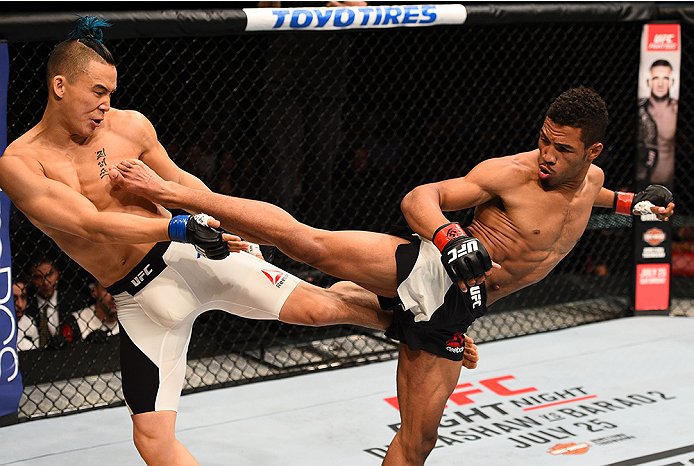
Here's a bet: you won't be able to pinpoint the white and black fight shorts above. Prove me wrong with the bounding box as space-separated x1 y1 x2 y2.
380 230 487 361
106 241 300 415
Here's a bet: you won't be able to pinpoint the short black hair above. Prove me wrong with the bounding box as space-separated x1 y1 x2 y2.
46 16 115 88
545 86 609 147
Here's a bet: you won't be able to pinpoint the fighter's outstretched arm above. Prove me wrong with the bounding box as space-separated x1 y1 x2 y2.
594 186 674 220
110 159 406 297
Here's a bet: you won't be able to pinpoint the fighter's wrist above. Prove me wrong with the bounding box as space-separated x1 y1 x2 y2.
168 215 190 242
433 222 466 251
614 191 634 216
159 181 183 207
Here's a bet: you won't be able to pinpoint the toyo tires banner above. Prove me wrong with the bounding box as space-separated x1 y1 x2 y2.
244 4 467 31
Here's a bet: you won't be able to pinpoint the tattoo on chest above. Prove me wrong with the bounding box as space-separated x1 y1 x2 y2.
96 148 108 179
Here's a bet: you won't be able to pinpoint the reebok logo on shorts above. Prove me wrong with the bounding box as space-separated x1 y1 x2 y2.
445 332 467 353
262 269 289 288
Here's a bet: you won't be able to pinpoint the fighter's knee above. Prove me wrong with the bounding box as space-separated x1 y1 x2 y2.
402 430 438 464
133 431 174 464
306 242 335 270
305 290 347 327
132 417 176 463
302 299 340 327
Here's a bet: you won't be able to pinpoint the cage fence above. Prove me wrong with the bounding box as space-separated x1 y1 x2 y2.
3 5 694 421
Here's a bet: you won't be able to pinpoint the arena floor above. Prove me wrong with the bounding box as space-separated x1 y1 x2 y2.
2 315 693 466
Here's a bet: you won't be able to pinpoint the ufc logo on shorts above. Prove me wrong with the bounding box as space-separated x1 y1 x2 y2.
470 285 482 308
131 264 153 287
447 240 478 263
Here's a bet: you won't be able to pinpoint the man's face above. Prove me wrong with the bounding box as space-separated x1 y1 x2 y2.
537 118 601 188
60 60 117 138
12 283 27 316
92 283 117 322
649 65 673 99
30 262 59 299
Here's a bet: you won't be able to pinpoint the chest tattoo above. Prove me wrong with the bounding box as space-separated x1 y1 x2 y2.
96 148 108 179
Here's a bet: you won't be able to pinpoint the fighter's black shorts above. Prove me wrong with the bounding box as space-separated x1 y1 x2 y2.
380 233 487 361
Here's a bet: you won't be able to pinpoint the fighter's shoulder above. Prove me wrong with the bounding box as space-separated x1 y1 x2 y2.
469 152 535 190
1 132 48 174
109 108 154 132
586 164 605 188
490 151 537 178
476 151 532 170
108 108 158 146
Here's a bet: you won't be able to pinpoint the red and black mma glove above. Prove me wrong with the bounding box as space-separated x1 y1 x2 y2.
614 184 674 216
433 222 493 284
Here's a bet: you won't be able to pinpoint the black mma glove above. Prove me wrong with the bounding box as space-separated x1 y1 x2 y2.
433 222 493 284
168 213 230 260
614 184 674 216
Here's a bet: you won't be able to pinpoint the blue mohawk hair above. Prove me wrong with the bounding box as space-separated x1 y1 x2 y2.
68 16 112 43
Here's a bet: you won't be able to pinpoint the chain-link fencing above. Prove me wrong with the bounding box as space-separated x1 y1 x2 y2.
3 5 694 421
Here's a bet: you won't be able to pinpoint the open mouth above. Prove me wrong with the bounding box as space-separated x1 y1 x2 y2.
92 119 102 127
538 165 552 179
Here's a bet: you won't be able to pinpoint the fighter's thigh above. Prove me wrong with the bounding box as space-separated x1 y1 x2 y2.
396 344 463 430
118 313 190 414
310 231 407 297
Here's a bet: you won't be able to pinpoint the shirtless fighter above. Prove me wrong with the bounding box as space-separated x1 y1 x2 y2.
0 17 472 466
110 86 674 465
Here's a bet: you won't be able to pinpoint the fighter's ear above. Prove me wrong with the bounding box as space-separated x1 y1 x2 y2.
587 142 603 161
52 75 66 98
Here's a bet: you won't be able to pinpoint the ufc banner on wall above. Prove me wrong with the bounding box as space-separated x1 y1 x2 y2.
634 24 680 313
0 42 23 425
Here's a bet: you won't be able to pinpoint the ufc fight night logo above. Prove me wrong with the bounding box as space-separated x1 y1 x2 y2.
447 240 478 263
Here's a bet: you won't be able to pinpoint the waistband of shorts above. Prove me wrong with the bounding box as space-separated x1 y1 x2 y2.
107 242 171 296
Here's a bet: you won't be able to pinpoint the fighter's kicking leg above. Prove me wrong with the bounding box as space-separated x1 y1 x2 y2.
110 160 481 363
110 159 407 298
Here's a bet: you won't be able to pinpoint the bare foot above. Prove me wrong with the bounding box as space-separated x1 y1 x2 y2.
109 159 167 202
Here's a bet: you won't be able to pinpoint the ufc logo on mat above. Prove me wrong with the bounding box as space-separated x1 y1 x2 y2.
447 241 478 263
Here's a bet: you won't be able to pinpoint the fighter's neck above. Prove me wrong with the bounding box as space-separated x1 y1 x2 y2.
37 112 94 148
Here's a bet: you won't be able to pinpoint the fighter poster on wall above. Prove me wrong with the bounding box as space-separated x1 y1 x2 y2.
633 24 680 313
